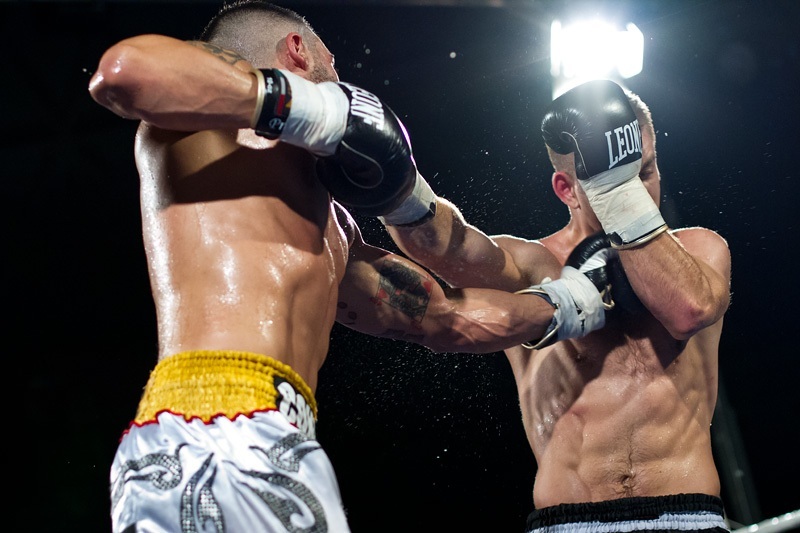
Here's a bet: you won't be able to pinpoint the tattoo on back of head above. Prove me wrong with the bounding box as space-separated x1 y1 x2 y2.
188 41 246 65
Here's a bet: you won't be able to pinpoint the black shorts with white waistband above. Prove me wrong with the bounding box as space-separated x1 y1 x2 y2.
526 493 728 533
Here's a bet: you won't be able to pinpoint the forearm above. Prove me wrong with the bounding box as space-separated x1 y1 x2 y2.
387 197 509 289
89 34 257 131
340 244 557 353
424 259 608 353
422 286 555 354
620 232 730 338
386 197 459 259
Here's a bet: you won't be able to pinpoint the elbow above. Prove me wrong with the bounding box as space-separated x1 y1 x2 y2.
664 304 707 340
88 40 145 116
663 294 728 340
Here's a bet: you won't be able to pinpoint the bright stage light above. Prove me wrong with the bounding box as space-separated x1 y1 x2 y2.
550 19 644 99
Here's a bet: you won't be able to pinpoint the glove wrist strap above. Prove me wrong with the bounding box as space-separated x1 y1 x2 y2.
516 266 607 349
611 224 668 249
378 173 437 227
251 68 292 139
515 287 560 350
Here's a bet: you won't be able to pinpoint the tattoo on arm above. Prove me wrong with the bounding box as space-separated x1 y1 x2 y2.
336 261 433 340
187 40 247 65
337 302 357 326
375 260 432 323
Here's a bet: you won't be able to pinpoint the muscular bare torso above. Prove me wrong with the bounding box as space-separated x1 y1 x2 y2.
503 230 722 508
135 124 349 392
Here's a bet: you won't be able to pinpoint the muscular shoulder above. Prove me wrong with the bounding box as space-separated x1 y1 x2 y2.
491 234 561 285
671 227 731 274
671 227 729 253
493 234 549 257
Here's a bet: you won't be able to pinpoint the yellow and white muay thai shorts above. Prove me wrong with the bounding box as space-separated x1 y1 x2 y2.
110 350 351 533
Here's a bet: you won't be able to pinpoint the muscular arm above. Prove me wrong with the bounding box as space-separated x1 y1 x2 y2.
620 228 731 339
337 208 556 353
89 34 257 131
386 196 560 292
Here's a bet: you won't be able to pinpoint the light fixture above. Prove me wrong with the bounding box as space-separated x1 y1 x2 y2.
550 19 644 99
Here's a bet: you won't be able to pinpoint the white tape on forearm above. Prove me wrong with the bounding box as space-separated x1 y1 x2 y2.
274 70 348 157
516 266 605 348
579 164 665 246
378 172 436 226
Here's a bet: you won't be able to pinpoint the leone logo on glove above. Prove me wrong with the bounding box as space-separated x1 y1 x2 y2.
605 118 642 169
340 82 385 129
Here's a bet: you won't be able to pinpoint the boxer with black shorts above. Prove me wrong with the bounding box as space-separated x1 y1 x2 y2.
383 80 732 531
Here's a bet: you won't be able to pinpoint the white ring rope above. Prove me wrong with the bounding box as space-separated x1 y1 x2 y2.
731 509 800 533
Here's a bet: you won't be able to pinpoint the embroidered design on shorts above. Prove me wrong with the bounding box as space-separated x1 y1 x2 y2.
241 434 327 531
114 428 329 531
111 443 186 510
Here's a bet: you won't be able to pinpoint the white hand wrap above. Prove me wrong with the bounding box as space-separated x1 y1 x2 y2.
517 266 606 349
579 160 667 249
251 69 348 157
377 171 436 226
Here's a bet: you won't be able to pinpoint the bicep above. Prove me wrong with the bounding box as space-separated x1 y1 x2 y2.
418 229 538 292
388 197 528 290
487 236 563 290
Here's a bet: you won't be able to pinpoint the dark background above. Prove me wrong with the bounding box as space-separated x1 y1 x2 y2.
6 0 799 531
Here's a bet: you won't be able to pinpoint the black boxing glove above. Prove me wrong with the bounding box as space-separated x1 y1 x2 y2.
541 80 667 249
316 82 436 222
566 231 614 309
567 231 645 315
251 69 435 224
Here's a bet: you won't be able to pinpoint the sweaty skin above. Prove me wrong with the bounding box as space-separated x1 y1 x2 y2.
136 125 345 391
387 123 731 507
114 34 349 392
90 34 567 397
513 233 725 506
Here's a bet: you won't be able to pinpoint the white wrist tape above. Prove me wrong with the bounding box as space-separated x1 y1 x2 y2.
263 69 349 157
578 161 666 248
517 266 606 349
377 171 436 226
551 266 606 340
